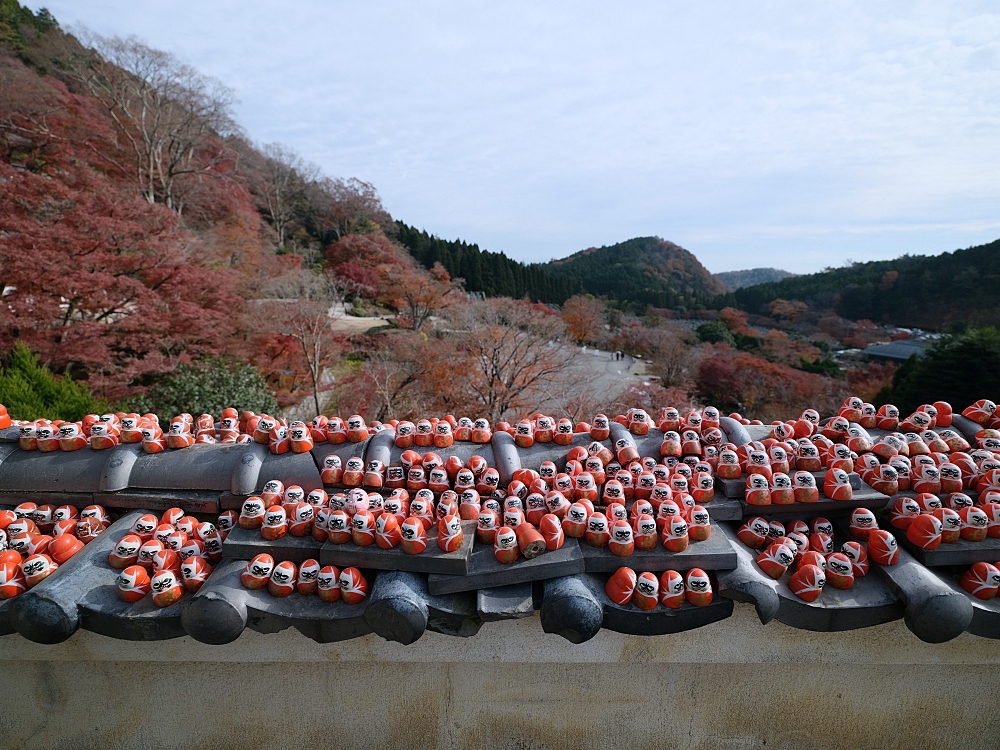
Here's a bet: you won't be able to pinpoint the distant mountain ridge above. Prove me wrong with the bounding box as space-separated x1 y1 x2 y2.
730 238 1000 330
715 267 796 291
544 236 727 311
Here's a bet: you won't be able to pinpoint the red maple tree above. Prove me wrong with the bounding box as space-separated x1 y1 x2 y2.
0 161 241 402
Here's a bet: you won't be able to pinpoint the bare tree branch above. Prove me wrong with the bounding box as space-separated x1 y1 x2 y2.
261 270 355 415
73 33 237 213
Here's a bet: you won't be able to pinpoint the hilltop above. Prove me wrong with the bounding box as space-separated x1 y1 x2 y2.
544 236 727 312
397 231 726 312
715 267 796 291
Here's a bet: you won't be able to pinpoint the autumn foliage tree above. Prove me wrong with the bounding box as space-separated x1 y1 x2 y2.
0 14 375 412
380 262 461 332
767 298 809 323
326 232 462 330
444 299 571 423
561 295 606 345
697 348 845 421
255 269 353 415
335 299 595 424
75 33 238 214
0 161 241 402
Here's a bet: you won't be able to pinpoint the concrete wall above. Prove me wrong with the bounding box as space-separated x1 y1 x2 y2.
1 602 999 750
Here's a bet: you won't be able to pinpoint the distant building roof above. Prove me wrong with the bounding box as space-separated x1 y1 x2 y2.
862 340 930 361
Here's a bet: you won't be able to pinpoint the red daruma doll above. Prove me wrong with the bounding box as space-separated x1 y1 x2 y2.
868 529 899 565
399 517 428 555
317 566 341 602
181 556 212 593
476 510 499 544
494 527 520 564
267 561 297 597
562 504 589 538
339 567 368 604
297 559 320 596
375 514 402 549
662 515 689 553
117 565 150 603
788 564 825 602
260 506 287 541
151 570 184 608
960 562 1000 600
632 572 659 610
241 554 274 590
685 568 713 606
659 570 685 608
539 514 565 550
108 535 142 569
633 514 658 551
605 566 636 605
438 515 465 553
584 513 611 548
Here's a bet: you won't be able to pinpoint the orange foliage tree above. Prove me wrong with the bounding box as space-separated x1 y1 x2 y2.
719 307 753 336
760 329 825 367
561 295 606 345
767 298 809 323
380 262 462 332
697 348 845 421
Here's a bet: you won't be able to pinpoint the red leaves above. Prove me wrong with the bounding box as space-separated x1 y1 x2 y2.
696 348 843 420
326 233 403 271
335 262 378 297
0 161 241 401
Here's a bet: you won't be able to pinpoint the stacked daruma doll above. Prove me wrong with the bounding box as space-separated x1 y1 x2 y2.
114 508 230 607
0 502 99 600
536 411 721 564
244 477 468 559
737 515 871 601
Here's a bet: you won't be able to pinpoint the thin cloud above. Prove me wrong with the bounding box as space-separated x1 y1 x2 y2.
34 0 1000 273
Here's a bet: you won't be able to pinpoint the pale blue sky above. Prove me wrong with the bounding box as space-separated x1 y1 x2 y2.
33 1 1000 273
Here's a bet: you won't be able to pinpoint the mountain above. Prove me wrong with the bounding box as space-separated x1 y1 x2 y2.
398 230 726 312
395 223 582 304
544 236 728 311
731 238 1000 330
715 267 796 291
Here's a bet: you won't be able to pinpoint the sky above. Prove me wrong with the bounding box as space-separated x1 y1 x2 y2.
31 1 1000 273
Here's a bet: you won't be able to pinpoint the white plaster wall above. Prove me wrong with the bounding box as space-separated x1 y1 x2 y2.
1 602 999 749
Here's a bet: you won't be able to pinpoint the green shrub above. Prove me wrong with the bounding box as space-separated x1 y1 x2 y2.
132 359 278 422
796 357 842 376
0 342 107 421
696 320 735 345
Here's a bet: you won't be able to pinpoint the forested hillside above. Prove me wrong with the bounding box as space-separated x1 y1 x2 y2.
731 239 1000 330
545 237 728 312
395 223 581 303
